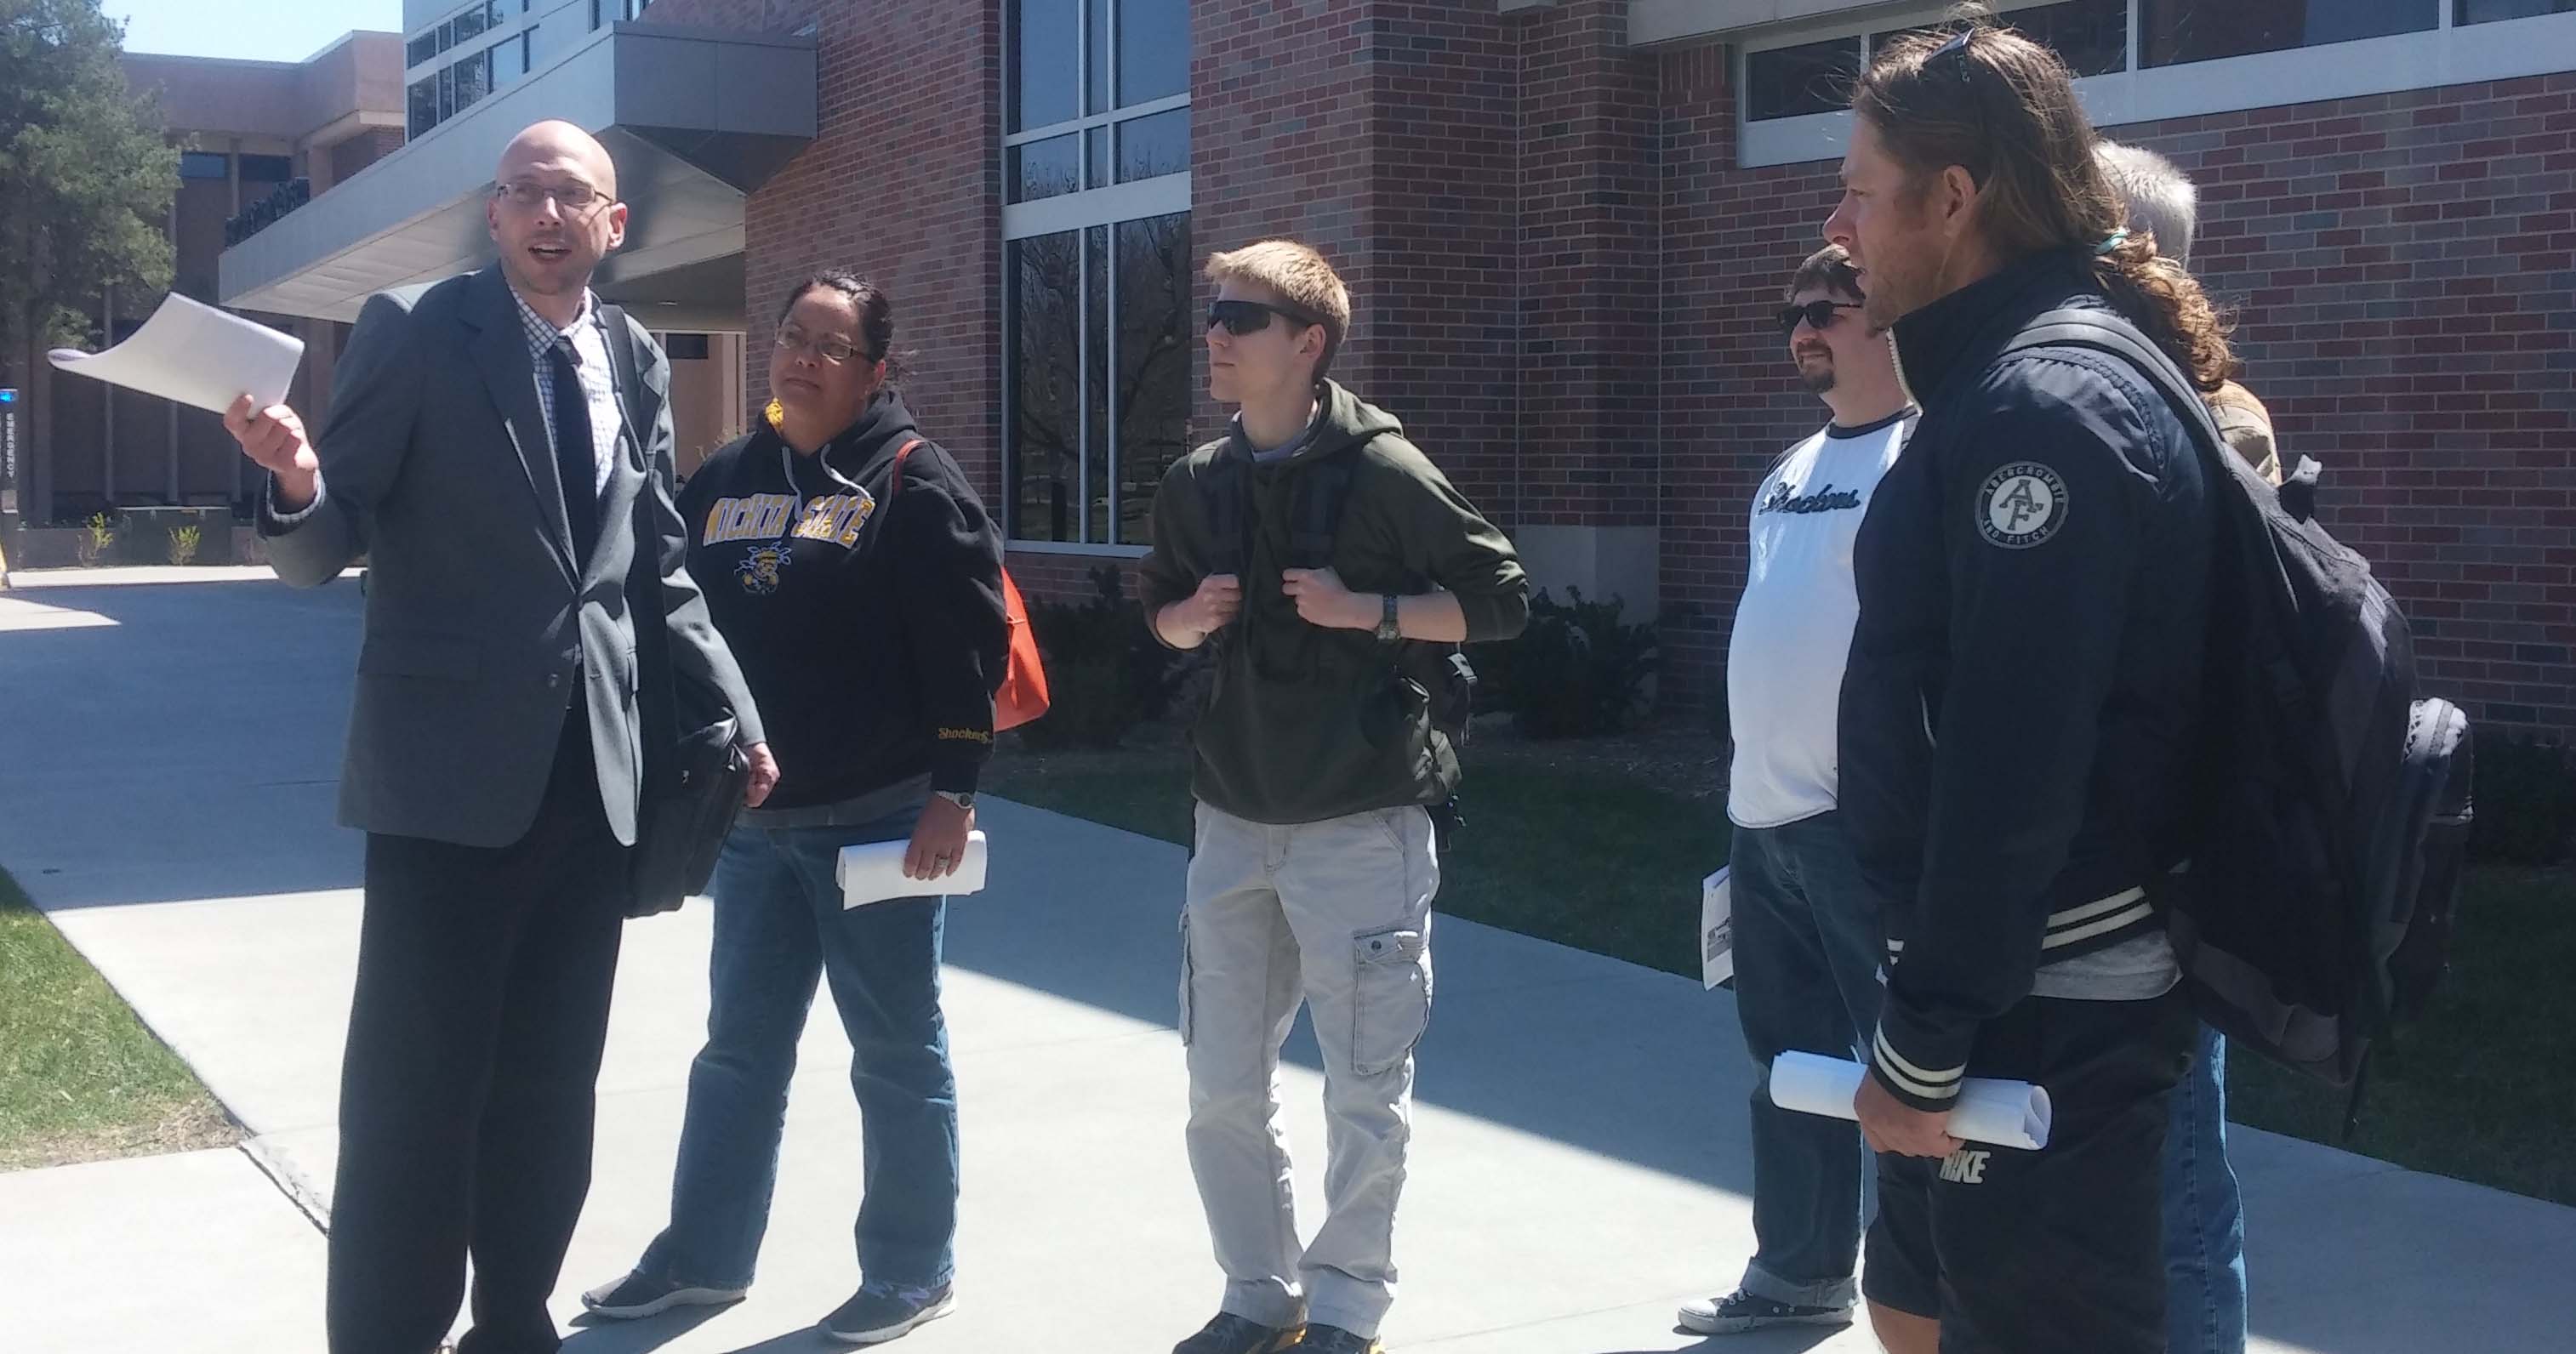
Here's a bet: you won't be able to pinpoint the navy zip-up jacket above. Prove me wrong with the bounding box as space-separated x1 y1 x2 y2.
1840 251 2213 1112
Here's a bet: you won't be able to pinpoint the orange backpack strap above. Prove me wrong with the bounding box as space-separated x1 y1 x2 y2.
886 438 924 499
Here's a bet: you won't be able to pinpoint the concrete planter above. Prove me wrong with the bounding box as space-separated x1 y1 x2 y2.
3 509 245 569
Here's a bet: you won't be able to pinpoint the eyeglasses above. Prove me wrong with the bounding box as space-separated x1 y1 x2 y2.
492 179 608 213
1207 299 1324 338
1776 299 1863 337
1927 27 1975 82
775 324 864 365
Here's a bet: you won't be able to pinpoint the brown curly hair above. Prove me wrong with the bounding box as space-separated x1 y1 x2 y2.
1854 14 2237 392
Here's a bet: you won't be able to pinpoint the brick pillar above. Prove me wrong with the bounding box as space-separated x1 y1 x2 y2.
1193 0 1519 515
1509 0 1663 623
646 0 1004 504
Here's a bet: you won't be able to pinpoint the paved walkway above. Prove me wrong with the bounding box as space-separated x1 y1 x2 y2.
3 567 2573 1354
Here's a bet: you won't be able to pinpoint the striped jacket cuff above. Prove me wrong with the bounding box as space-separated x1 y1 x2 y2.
2043 886 2153 952
1870 1016 1970 1113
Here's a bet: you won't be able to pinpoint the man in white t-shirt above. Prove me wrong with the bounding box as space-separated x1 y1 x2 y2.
1683 244 1913 1337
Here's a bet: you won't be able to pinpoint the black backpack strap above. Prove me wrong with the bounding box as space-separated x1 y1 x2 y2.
1200 447 1249 578
1285 450 1357 571
2003 309 2237 483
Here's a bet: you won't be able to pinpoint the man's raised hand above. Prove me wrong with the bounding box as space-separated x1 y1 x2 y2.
224 394 319 510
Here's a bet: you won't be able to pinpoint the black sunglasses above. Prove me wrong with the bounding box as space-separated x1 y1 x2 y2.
1207 299 1324 337
1777 299 1862 337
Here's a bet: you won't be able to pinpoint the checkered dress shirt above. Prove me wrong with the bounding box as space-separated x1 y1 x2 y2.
511 286 625 501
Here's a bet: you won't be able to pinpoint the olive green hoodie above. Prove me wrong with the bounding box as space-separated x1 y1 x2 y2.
1140 382 1528 825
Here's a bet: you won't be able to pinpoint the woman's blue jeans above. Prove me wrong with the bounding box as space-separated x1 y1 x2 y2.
636 809 959 1291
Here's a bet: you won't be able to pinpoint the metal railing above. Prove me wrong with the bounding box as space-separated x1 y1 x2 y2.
223 178 312 247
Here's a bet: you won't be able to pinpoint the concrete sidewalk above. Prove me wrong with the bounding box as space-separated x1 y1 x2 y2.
3 568 2573 1354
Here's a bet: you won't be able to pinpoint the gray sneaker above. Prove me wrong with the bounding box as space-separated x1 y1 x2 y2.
579 1270 748 1320
822 1280 956 1345
1677 1289 1854 1335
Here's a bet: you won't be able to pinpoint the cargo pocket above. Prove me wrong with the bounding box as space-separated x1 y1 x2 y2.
1351 923 1431 1076
1177 911 1197 1047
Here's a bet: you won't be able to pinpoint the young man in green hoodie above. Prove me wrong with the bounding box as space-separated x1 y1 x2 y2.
1142 240 1529 1354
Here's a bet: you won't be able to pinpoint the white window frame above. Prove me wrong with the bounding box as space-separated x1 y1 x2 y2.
1001 0 1192 554
1735 2 2576 168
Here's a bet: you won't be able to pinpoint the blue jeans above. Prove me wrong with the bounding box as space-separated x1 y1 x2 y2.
2163 1022 2247 1354
636 809 960 1291
1729 811 1887 1309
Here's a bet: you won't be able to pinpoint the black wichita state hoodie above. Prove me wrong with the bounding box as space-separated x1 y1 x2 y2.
677 392 1007 810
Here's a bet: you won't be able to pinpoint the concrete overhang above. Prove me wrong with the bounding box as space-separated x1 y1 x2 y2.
1630 1 1901 48
218 20 814 330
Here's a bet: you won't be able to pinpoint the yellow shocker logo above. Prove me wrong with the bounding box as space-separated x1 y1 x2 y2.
736 544 791 595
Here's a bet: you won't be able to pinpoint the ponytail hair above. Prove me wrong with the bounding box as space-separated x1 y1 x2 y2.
1855 12 2237 391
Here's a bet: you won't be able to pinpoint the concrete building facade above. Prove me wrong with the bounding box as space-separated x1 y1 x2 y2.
206 0 2576 735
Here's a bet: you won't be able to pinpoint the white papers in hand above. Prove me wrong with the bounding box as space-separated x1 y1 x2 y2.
48 292 305 415
1770 1050 2054 1151
1701 866 1735 989
837 830 988 909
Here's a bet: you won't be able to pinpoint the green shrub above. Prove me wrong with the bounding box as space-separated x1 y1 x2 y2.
1473 588 1659 740
2470 734 2575 867
1021 566 1179 749
76 512 117 567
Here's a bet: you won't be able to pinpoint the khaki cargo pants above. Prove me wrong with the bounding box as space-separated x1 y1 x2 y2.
1180 800 1439 1340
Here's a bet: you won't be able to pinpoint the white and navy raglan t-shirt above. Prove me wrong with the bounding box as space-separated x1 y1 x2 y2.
1726 409 1914 831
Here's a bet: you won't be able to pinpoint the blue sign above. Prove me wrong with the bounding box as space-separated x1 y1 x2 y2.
0 388 16 403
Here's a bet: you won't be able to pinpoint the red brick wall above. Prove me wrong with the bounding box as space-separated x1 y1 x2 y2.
328 126 406 186
647 0 2574 737
1508 0 1661 532
653 0 1006 507
1657 70 2576 735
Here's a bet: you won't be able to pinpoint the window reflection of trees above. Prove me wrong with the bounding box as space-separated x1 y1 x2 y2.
1009 212 1192 546
1117 213 1192 545
1013 231 1081 543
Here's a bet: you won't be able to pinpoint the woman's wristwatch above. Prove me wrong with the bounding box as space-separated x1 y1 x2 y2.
1376 593 1402 645
934 790 976 810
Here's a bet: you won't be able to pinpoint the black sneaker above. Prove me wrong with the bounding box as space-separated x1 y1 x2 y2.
821 1280 955 1345
1174 1311 1308 1354
1294 1325 1384 1354
578 1270 748 1320
1676 1289 1854 1335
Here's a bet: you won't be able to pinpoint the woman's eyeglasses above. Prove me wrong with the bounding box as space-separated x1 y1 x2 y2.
1207 299 1324 337
775 325 863 365
1775 299 1863 337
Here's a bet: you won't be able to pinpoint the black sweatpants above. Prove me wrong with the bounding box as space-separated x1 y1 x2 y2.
1863 987 2197 1354
326 714 630 1354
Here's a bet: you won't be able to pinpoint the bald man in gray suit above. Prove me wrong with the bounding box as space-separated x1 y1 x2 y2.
226 121 776 1354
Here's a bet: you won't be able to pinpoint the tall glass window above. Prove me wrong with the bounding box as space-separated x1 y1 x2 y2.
1004 0 1192 548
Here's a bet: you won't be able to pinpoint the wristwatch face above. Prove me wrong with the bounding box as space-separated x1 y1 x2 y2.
1378 595 1401 641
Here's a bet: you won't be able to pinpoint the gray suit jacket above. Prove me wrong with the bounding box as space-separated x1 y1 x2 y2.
262 266 763 850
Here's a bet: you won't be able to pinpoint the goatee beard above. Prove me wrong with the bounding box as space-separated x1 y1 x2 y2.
1801 367 1837 395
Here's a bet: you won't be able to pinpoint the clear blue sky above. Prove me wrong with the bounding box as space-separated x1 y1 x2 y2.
112 0 407 63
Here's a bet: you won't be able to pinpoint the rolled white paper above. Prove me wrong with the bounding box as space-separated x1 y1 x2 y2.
1770 1050 2054 1151
836 830 988 908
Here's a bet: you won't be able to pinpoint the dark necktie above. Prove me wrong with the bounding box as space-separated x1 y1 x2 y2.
547 341 600 566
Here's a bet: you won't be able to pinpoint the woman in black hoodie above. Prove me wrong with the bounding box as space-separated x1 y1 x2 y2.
583 271 1006 1344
